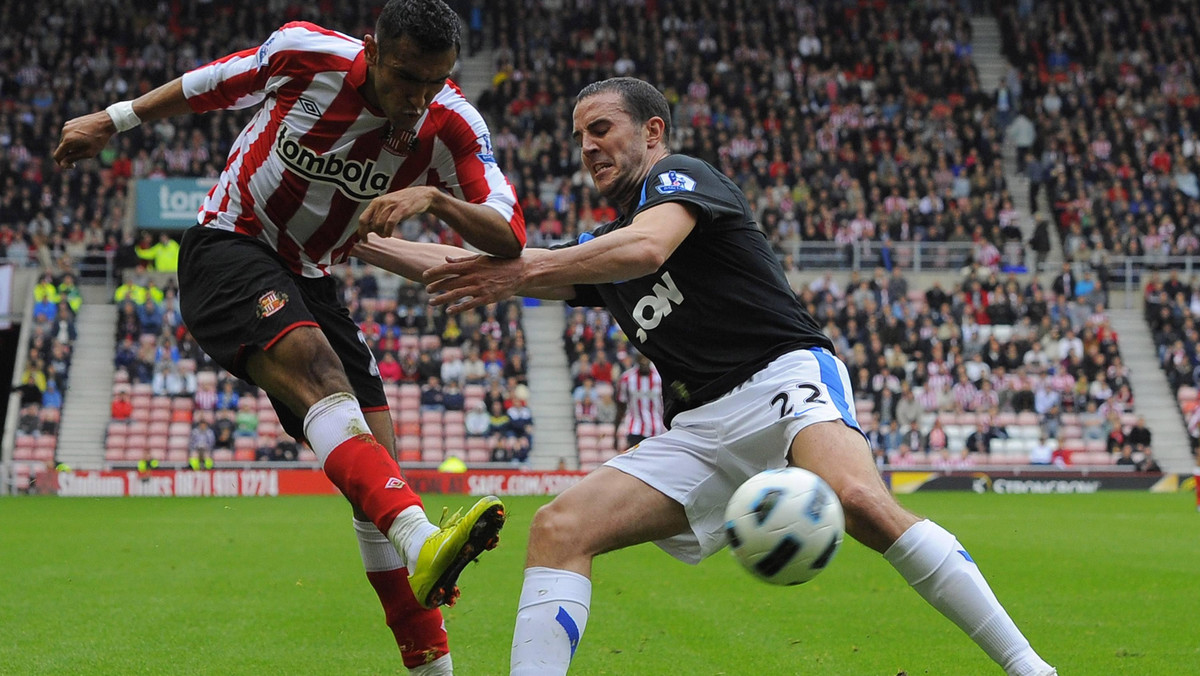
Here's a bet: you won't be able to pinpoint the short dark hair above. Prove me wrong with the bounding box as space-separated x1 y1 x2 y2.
577 77 671 142
376 0 461 54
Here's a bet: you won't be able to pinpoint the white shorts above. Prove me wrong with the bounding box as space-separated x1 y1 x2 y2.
605 347 862 564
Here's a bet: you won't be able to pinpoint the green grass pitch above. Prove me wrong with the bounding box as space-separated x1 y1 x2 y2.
1 491 1196 674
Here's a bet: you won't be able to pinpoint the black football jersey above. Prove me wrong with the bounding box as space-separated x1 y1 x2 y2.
559 155 833 424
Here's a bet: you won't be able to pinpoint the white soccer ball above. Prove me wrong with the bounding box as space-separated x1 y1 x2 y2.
724 467 845 586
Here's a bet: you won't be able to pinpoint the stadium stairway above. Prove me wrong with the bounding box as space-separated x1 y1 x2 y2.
522 303 577 470
971 12 1064 274
968 15 1007 98
55 301 117 470
454 45 494 102
1107 304 1192 472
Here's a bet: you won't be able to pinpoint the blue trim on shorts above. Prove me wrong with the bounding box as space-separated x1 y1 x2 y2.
809 347 859 430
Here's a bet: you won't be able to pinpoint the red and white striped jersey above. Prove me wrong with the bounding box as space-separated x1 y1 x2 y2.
616 365 666 438
181 22 524 277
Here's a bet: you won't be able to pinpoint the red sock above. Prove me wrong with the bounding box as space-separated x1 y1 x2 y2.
323 434 422 533
366 567 450 669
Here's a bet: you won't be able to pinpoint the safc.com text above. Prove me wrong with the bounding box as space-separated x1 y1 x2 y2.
466 473 585 496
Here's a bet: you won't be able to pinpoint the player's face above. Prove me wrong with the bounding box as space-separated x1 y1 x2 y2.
366 34 456 129
572 91 652 204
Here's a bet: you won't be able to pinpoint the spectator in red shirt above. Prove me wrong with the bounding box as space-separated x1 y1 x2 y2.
377 352 402 383
590 351 617 385
111 390 133 420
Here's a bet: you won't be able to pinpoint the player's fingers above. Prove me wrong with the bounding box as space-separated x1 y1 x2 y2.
422 262 463 283
431 284 492 309
356 206 373 240
447 297 485 314
380 217 396 239
53 141 80 167
446 294 488 315
426 287 466 307
423 254 486 282
424 274 464 294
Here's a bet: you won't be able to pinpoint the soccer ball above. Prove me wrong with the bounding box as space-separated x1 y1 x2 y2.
724 467 845 586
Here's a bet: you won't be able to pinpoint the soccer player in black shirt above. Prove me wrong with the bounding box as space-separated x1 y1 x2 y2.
357 77 1055 676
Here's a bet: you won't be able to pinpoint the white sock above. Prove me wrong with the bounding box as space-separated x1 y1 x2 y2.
353 518 404 572
885 520 1055 676
409 654 453 675
303 392 372 465
387 506 438 572
510 566 591 676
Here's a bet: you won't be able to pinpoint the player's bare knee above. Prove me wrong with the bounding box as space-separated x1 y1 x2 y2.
834 479 880 525
834 480 891 546
835 479 916 552
527 501 588 562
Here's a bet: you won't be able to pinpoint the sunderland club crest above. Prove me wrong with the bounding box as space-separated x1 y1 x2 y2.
256 290 289 318
383 125 418 157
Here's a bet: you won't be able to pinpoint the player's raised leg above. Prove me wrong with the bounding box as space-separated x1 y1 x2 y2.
352 409 452 674
510 467 689 675
246 328 504 609
789 420 1055 676
355 518 452 674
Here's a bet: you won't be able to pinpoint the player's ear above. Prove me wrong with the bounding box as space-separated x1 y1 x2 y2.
363 34 378 66
645 116 666 148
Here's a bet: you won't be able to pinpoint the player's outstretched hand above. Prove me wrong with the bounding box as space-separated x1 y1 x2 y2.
424 254 525 314
53 111 117 169
358 186 437 241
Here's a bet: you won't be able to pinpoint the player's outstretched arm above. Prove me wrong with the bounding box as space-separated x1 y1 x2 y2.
424 200 698 313
54 79 192 169
353 235 576 306
353 234 474 284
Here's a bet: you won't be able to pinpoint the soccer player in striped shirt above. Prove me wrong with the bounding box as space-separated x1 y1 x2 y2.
54 1 519 673
614 352 666 451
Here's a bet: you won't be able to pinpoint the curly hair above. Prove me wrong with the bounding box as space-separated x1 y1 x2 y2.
376 0 461 53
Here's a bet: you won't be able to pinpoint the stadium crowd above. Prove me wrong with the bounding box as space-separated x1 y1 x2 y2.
104 263 534 466
6 0 1195 473
475 0 1024 274
998 0 1200 263
9 271 78 467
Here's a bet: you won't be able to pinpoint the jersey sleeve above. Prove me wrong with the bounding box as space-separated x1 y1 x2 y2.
182 22 356 113
633 156 751 233
431 89 526 246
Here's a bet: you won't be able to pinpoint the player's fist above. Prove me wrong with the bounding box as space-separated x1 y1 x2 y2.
53 111 117 169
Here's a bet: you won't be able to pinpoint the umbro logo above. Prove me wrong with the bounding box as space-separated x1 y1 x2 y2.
297 97 321 117
385 477 406 489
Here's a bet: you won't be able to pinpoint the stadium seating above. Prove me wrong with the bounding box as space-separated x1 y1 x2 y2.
11 0 1184 476
100 266 528 467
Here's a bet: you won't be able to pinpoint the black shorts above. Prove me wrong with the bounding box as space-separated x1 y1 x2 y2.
178 226 387 439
